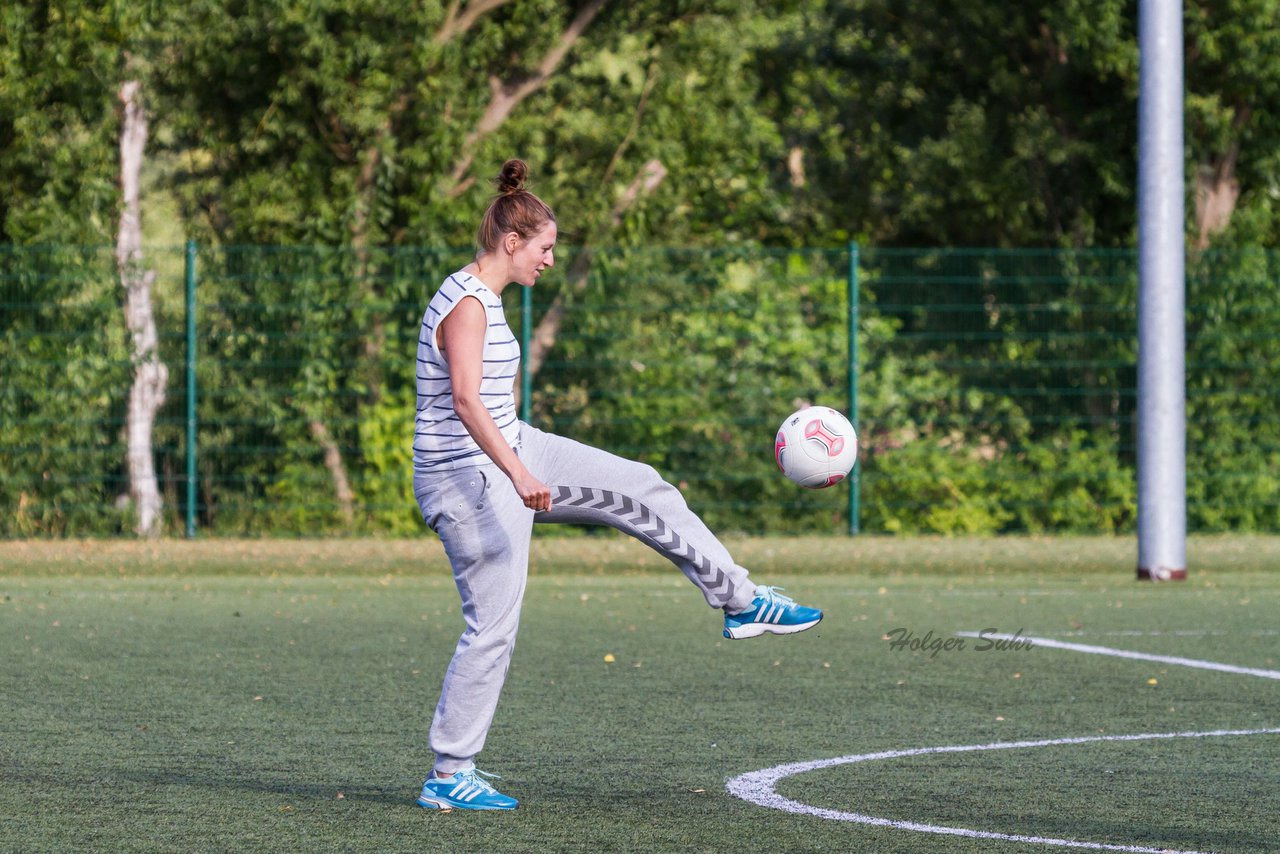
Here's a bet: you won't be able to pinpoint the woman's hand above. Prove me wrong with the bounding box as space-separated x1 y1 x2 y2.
512 468 553 512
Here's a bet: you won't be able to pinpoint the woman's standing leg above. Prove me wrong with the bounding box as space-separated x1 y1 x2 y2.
415 462 534 774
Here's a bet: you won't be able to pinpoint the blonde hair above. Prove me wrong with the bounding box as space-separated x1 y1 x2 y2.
476 159 556 255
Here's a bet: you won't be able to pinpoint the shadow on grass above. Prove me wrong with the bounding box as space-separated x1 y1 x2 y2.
4 765 412 808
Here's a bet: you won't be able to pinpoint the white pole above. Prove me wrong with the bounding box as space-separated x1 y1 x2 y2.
1136 0 1187 581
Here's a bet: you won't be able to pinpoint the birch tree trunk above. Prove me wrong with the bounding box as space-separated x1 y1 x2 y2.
309 418 356 525
1194 116 1247 250
117 80 168 537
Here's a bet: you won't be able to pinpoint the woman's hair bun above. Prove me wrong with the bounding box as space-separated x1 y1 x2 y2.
495 159 529 195
475 157 554 253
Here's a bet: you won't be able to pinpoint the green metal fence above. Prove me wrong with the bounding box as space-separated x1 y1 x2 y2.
2 244 1278 538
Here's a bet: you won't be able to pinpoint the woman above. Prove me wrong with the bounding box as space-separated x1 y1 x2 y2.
413 159 822 811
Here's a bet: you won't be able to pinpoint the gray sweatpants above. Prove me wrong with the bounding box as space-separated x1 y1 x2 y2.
413 422 757 773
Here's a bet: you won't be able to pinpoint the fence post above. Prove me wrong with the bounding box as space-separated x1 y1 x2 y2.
520 284 532 423
847 242 861 536
184 239 198 539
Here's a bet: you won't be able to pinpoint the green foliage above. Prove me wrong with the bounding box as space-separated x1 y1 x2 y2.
0 247 134 535
527 247 851 533
261 461 350 535
862 432 1134 536
6 3 1280 536
1000 431 1136 533
355 382 421 536
0 2 129 243
4 244 1280 537
8 0 1280 251
864 440 1015 535
180 245 443 534
1184 0 1280 248
755 0 1140 247
149 0 797 250
1185 248 1280 530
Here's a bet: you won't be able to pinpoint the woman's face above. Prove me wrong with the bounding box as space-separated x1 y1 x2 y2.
508 220 557 287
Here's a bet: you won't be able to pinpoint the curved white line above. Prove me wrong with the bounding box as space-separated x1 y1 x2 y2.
726 728 1280 853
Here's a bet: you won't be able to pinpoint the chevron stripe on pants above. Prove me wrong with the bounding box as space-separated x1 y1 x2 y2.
414 422 757 772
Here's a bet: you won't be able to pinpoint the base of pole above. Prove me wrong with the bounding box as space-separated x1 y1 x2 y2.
1136 567 1188 582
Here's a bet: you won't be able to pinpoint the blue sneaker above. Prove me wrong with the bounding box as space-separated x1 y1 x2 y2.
416 767 518 811
723 586 822 639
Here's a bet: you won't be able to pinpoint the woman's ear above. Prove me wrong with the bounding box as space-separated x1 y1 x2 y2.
503 231 522 256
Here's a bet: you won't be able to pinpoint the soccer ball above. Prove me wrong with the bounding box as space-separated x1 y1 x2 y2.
774 406 858 488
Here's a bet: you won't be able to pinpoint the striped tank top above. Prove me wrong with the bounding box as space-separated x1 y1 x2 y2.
413 271 521 471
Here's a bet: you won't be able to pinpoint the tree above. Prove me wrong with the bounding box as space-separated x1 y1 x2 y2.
0 3 138 535
1184 0 1280 249
754 0 1141 248
141 0 799 523
0 1 124 243
117 80 168 537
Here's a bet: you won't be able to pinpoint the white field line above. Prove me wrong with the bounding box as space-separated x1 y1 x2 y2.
726 728 1280 854
1063 629 1280 638
955 632 1280 680
729 634 1280 850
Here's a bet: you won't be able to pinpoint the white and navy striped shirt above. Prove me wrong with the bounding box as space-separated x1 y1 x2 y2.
413 271 521 471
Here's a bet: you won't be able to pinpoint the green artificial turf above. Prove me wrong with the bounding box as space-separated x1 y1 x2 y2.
2 536 1278 853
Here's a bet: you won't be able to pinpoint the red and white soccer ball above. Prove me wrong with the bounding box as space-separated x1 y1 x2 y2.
774 406 858 489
